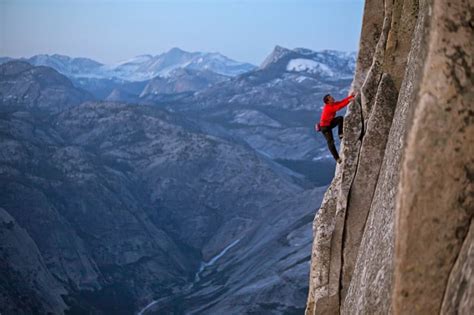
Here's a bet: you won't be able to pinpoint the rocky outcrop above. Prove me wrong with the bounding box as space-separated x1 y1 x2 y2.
306 0 473 314
0 208 67 314
140 68 229 97
0 61 93 113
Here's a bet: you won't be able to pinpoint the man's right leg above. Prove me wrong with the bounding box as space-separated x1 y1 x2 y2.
331 116 344 138
322 128 340 161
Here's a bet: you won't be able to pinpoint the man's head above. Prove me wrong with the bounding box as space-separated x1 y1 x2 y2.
323 94 335 104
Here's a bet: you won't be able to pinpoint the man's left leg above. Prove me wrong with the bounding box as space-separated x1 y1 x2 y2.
321 127 340 161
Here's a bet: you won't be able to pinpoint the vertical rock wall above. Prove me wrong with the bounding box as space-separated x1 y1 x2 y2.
306 0 473 314
393 0 473 312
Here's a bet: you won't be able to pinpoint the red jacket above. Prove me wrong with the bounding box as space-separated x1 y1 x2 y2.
319 96 354 127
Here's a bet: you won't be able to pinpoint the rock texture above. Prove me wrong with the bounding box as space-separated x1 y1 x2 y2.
306 0 473 314
393 0 473 312
441 220 474 314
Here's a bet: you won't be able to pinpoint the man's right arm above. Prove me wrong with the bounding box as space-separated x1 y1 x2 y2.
333 95 355 111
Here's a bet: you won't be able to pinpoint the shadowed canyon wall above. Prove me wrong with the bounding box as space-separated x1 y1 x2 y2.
306 0 473 314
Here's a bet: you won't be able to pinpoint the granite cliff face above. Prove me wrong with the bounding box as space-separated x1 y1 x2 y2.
306 0 473 314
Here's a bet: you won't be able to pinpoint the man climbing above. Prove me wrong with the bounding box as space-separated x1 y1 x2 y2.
317 93 355 163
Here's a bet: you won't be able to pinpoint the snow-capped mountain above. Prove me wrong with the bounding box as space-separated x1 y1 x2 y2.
27 54 104 77
164 46 357 113
261 46 356 80
260 45 293 68
141 46 356 174
103 54 154 80
110 47 256 80
0 49 256 82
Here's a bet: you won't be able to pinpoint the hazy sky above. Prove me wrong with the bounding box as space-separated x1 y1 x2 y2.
0 0 365 65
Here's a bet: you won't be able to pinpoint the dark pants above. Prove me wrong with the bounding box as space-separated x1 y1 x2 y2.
321 116 344 161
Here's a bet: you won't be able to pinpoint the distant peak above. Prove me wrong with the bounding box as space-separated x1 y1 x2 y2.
293 48 314 55
51 53 71 60
260 45 292 68
167 47 187 55
137 54 153 58
273 45 290 52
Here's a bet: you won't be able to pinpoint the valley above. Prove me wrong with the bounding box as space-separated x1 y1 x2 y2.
0 46 354 314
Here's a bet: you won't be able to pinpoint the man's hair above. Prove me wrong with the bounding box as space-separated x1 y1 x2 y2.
323 94 332 104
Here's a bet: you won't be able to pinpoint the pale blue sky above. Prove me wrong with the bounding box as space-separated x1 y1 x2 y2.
0 0 364 65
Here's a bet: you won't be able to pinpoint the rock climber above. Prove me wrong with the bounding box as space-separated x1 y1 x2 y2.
316 93 355 163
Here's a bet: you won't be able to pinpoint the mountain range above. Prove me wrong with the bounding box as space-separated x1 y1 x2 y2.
1 46 356 183
1 47 355 102
0 45 355 314
146 46 356 185
0 47 256 81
